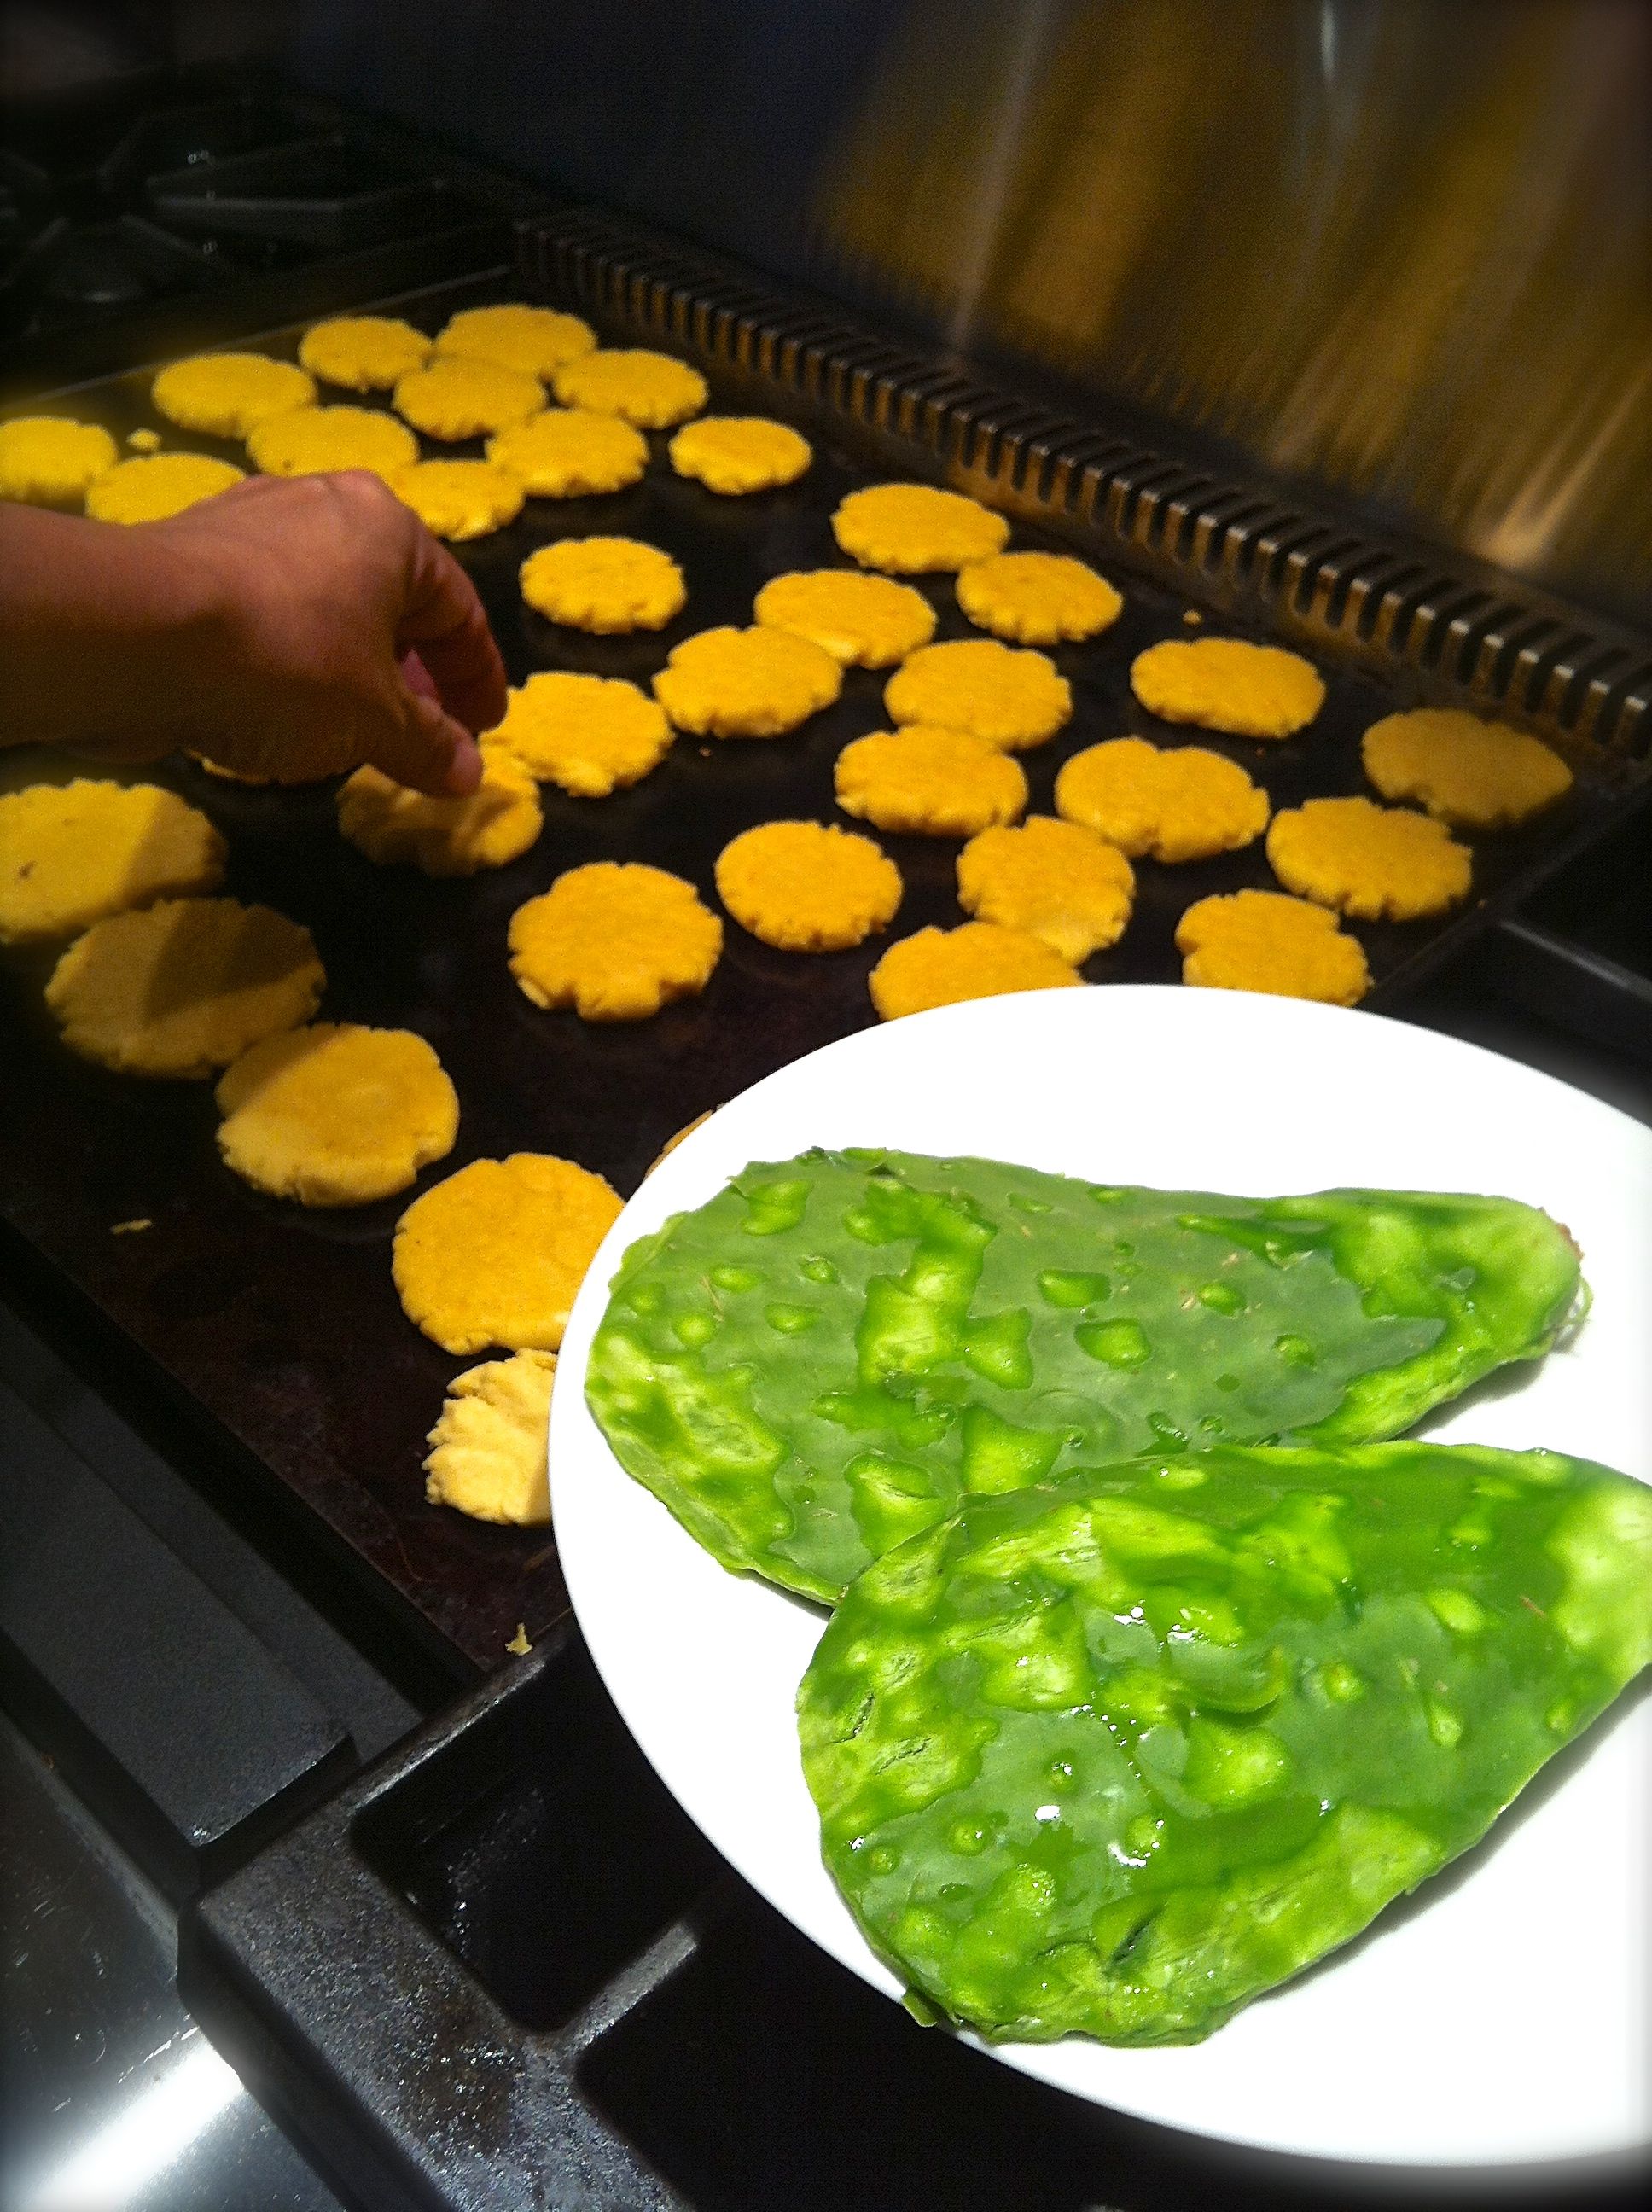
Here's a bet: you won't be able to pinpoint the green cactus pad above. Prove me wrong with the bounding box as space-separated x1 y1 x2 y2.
585 1150 1582 1602
798 1441 1652 2045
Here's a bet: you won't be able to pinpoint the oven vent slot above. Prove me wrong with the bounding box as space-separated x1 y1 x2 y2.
523 211 1650 760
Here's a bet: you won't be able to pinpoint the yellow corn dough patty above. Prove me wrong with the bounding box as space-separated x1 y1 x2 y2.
299 316 431 392
1267 795 1472 921
393 1153 622 1353
835 725 1027 837
715 820 903 952
667 415 811 494
753 568 935 668
1131 637 1325 738
1361 707 1573 831
485 406 649 497
392 356 543 440
1177 888 1370 1007
152 352 317 438
1054 736 1270 863
956 550 1122 645
519 536 685 633
386 459 525 541
487 672 672 796
832 483 1009 573
550 348 707 428
424 1348 558 1525
215 1022 458 1206
884 637 1071 751
435 303 596 379
44 897 323 1079
870 921 1083 1021
653 625 841 738
0 416 118 504
336 756 542 875
85 452 245 524
246 403 419 482
0 780 225 944
509 862 723 1022
956 817 1134 963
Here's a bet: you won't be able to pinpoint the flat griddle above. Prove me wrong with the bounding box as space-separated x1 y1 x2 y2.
3 220 1648 1677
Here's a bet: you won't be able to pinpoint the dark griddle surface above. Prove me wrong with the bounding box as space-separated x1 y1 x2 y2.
0 265 1636 1676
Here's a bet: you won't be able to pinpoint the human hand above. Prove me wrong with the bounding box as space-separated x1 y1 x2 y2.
148 471 507 793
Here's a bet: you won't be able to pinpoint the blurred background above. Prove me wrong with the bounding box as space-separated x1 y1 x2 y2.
5 0 1649 624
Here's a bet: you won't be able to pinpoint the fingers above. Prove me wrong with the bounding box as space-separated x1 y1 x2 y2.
395 524 509 736
367 681 485 797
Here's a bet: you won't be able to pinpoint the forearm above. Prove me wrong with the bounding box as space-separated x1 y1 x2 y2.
0 506 224 758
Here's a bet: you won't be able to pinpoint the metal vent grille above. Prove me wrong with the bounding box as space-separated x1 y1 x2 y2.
523 207 1650 763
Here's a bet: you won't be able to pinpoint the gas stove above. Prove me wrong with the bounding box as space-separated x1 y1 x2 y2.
3 61 1649 2212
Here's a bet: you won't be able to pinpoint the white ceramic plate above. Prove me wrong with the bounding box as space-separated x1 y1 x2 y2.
551 987 1652 2171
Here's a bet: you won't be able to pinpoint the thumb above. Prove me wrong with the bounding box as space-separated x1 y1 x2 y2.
367 679 484 796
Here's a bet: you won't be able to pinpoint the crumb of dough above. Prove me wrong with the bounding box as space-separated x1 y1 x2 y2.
336 756 542 875
1054 736 1270 863
519 536 684 632
753 568 935 667
386 458 525 540
485 407 649 497
550 348 707 428
110 1218 152 1235
392 356 543 440
956 550 1122 645
246 404 418 483
126 427 161 453
85 453 245 523
508 863 722 1021
667 415 811 494
1131 637 1324 738
1 780 224 943
646 1111 713 1174
215 1022 458 1206
0 417 119 504
425 1350 558 1526
505 1623 534 1654
1267 795 1472 921
152 352 316 438
835 725 1027 837
1361 707 1573 831
869 921 1082 1020
299 315 432 392
884 637 1071 751
394 1154 622 1353
1177 888 1370 1005
189 751 333 788
956 817 1134 963
654 625 841 738
832 483 1009 573
1182 608 1203 626
435 303 596 379
44 898 323 1079
487 672 672 796
715 820 903 952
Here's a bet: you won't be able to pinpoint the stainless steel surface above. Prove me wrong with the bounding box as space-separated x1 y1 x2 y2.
0 1708 342 2212
288 0 1652 628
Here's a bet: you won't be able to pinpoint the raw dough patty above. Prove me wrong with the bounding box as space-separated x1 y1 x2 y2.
1176 888 1370 1005
215 1022 459 1205
753 569 935 668
424 1349 558 1524
833 484 1009 573
654 626 841 738
487 672 673 796
151 352 316 437
835 725 1027 837
869 921 1082 1020
715 820 902 952
508 862 723 1020
884 638 1071 751
519 536 685 632
0 780 224 944
44 897 323 1078
956 817 1134 963
394 1154 622 1353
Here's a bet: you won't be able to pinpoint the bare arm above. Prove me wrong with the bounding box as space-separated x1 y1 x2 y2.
0 473 507 794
